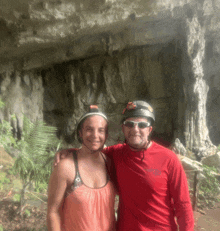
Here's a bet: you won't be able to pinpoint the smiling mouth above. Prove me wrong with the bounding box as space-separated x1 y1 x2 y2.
129 134 141 137
89 141 100 144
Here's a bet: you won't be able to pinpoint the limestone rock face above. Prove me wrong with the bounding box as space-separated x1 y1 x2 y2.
0 68 43 138
201 152 220 172
0 0 220 150
1 42 182 146
178 154 203 172
38 43 182 146
173 138 187 156
0 0 201 69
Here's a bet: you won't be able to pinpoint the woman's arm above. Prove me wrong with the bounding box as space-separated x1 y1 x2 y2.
47 158 75 231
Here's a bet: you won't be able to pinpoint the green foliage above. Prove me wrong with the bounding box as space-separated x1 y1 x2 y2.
35 181 48 193
0 224 3 231
13 193 21 202
13 116 62 186
0 98 64 216
0 172 10 190
0 116 17 154
0 98 18 155
199 165 220 206
6 166 16 175
11 115 64 213
25 209 31 217
12 179 23 192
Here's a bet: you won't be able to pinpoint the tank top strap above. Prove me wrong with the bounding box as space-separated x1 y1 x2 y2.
71 150 83 190
72 150 79 173
100 152 110 181
66 151 110 196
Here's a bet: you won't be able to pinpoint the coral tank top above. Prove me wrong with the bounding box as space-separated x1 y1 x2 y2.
59 151 116 231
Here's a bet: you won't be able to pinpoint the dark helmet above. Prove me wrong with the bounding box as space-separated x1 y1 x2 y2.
76 105 108 143
122 100 155 123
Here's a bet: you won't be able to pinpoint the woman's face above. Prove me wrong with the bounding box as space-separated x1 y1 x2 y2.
79 115 108 152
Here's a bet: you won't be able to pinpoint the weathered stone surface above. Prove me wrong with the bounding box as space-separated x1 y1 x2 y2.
205 39 220 146
173 138 187 156
37 43 181 146
201 152 220 172
0 0 180 66
178 154 220 186
0 0 216 69
178 154 203 172
178 154 205 196
0 0 220 150
0 68 43 138
179 0 219 155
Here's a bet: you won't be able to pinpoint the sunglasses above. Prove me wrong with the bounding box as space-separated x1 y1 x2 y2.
123 121 151 129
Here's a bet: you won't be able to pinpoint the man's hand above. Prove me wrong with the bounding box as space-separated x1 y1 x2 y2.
53 149 70 167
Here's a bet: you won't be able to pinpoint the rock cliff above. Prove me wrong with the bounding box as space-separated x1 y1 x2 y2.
0 0 220 152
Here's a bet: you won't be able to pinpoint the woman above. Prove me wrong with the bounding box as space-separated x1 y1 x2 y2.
47 105 116 231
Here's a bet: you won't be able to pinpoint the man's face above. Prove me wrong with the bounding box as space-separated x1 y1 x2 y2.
79 115 108 152
122 117 152 150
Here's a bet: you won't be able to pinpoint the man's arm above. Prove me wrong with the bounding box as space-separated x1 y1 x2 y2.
54 144 116 166
168 154 194 231
54 148 76 166
102 145 116 157
47 158 74 231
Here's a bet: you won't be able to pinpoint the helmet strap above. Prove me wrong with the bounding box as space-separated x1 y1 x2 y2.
127 138 151 151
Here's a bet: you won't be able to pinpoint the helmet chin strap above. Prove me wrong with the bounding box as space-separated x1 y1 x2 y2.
128 139 150 151
128 140 151 161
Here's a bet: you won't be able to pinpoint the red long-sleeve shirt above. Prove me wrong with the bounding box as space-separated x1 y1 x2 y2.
104 142 194 231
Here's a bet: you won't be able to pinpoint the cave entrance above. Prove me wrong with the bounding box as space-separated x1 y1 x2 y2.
41 40 183 146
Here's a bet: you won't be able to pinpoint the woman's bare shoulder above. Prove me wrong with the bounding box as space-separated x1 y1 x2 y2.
53 153 75 179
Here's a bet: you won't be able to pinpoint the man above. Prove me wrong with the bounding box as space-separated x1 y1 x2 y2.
56 100 194 231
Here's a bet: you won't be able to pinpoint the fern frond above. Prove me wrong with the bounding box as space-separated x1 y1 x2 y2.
13 115 64 185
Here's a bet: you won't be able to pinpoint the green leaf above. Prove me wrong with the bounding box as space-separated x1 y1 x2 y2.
13 115 64 185
25 209 31 217
0 224 4 231
13 193 21 202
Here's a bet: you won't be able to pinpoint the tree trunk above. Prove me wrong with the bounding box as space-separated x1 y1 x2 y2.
19 181 29 216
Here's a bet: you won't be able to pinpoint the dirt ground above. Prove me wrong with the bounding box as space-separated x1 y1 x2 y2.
194 202 220 231
0 193 47 231
1 196 220 231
